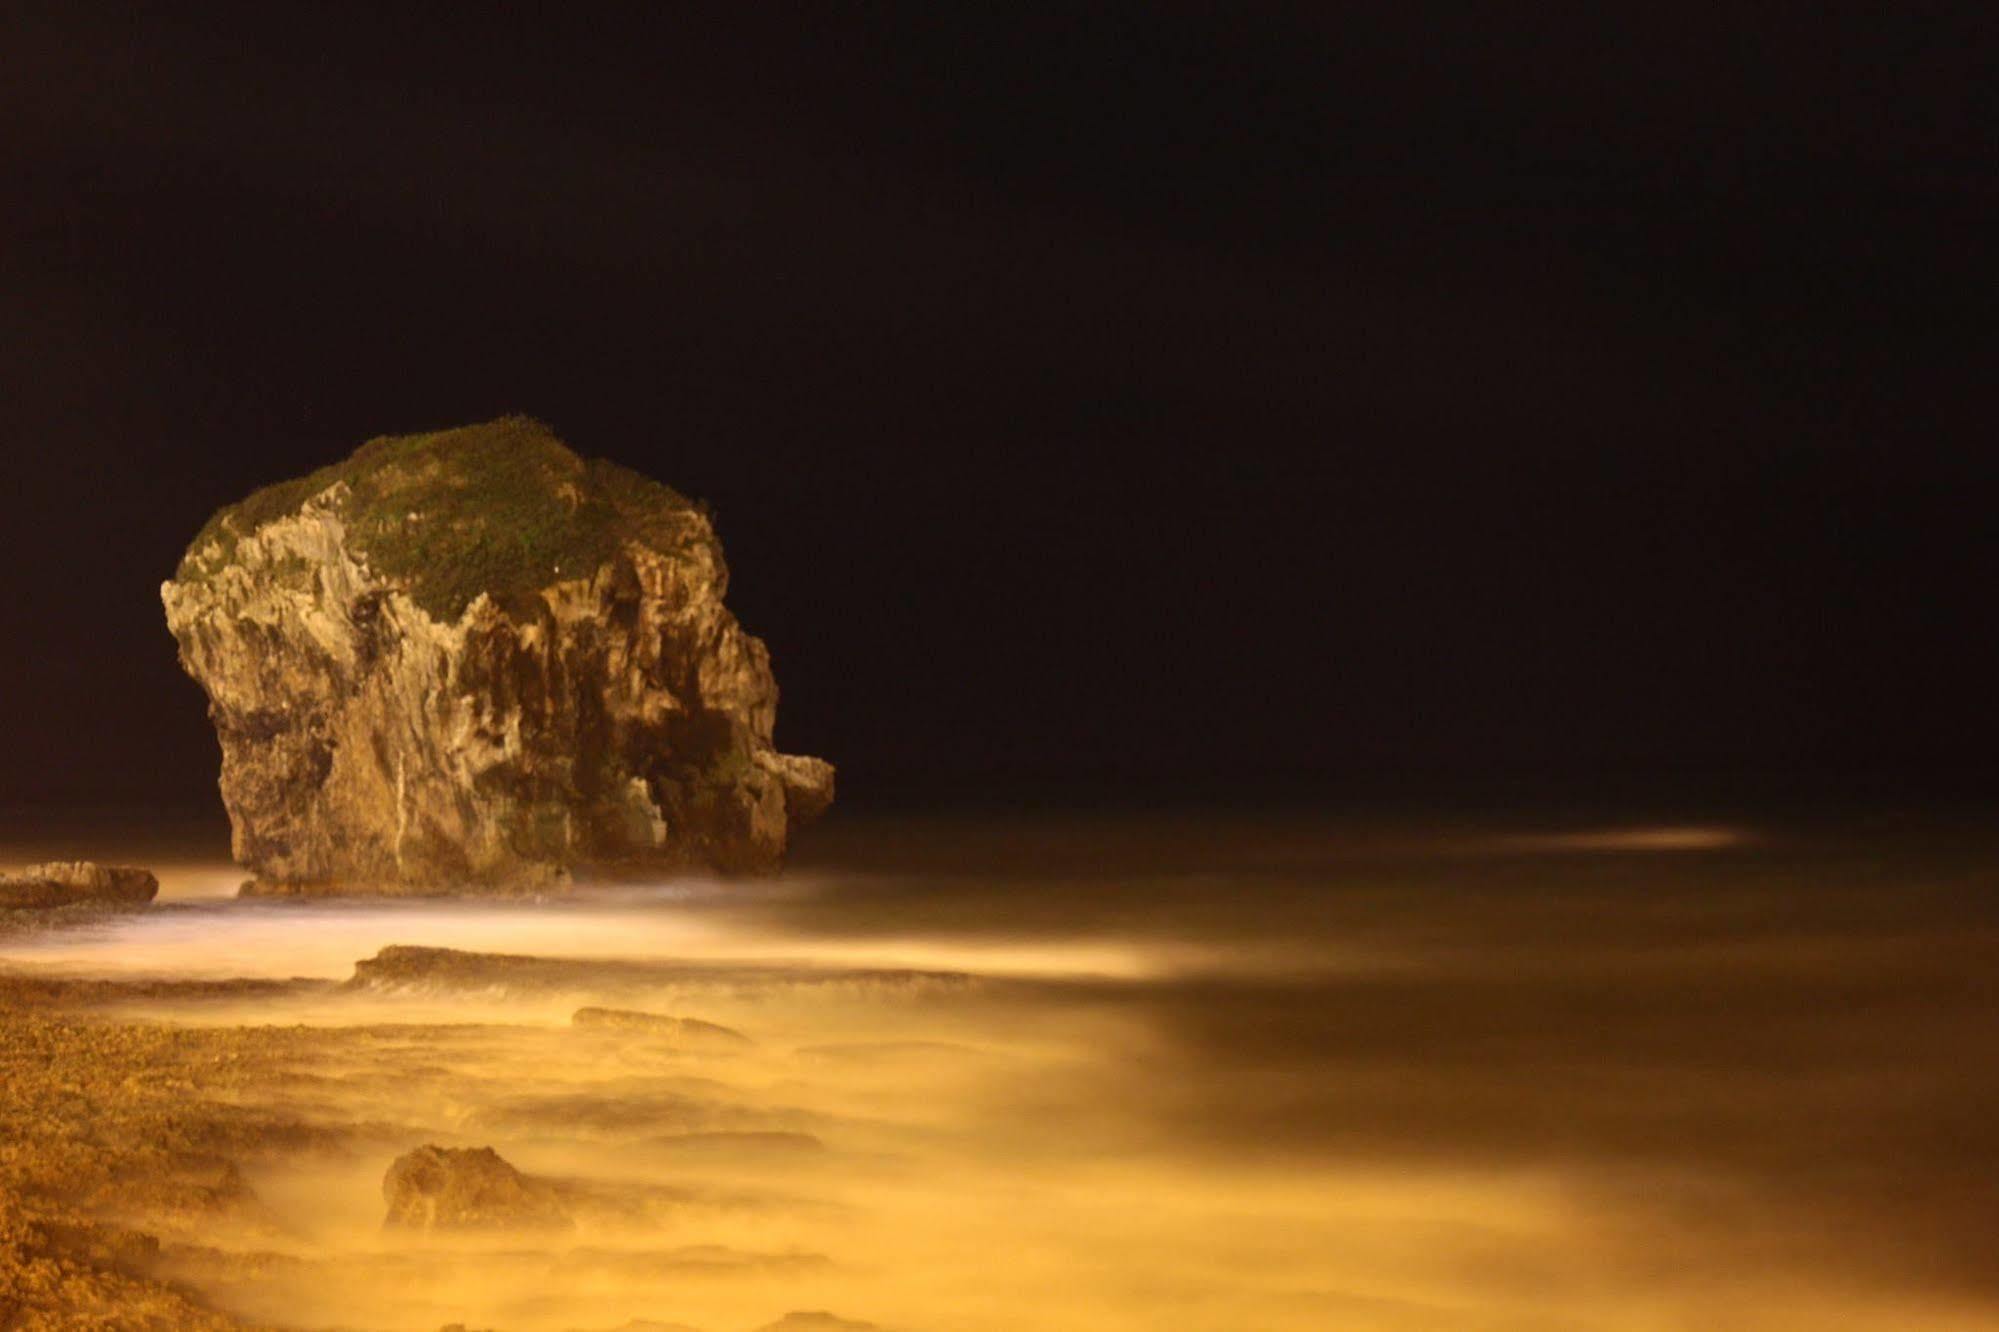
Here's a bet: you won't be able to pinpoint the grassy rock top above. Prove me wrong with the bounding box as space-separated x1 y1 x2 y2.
175 416 711 620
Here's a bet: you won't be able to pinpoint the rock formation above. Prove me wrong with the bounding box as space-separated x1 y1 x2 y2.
382 1145 571 1232
161 417 833 892
0 862 158 910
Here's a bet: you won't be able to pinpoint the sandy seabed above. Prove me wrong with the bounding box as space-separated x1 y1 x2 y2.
2 811 1996 1331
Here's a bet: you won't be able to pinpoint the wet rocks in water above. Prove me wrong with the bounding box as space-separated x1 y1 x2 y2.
382 1145 572 1232
0 861 158 910
0 1198 245 1332
161 416 834 893
0 973 330 1008
343 944 694 994
345 944 972 997
571 1006 753 1049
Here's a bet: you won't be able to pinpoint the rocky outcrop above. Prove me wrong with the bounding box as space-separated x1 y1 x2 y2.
0 862 158 910
382 1146 570 1232
162 417 832 892
570 1007 753 1048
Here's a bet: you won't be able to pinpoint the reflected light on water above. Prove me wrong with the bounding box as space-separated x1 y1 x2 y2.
2 812 1996 1330
1488 824 1753 852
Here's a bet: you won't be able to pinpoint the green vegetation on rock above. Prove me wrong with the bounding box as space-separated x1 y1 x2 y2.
176 416 710 620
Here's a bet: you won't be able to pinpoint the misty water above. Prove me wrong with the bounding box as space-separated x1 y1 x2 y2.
3 810 1997 1331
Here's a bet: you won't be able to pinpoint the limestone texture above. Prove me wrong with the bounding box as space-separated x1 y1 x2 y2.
161 417 832 892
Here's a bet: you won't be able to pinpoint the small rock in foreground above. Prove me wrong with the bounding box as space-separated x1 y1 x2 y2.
0 862 158 910
383 1145 571 1232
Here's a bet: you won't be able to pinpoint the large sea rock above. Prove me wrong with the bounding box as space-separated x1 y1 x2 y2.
161 417 832 892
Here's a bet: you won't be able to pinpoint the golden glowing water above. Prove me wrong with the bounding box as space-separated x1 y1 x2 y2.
3 811 1996 1331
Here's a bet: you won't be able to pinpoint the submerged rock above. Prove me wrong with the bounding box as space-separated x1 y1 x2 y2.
162 417 832 892
345 944 973 997
571 1006 753 1048
382 1145 571 1232
0 862 158 910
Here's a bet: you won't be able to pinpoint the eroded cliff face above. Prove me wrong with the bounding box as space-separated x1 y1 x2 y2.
161 418 832 891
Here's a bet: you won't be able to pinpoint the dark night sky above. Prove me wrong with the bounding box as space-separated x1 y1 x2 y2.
3 5 1996 809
